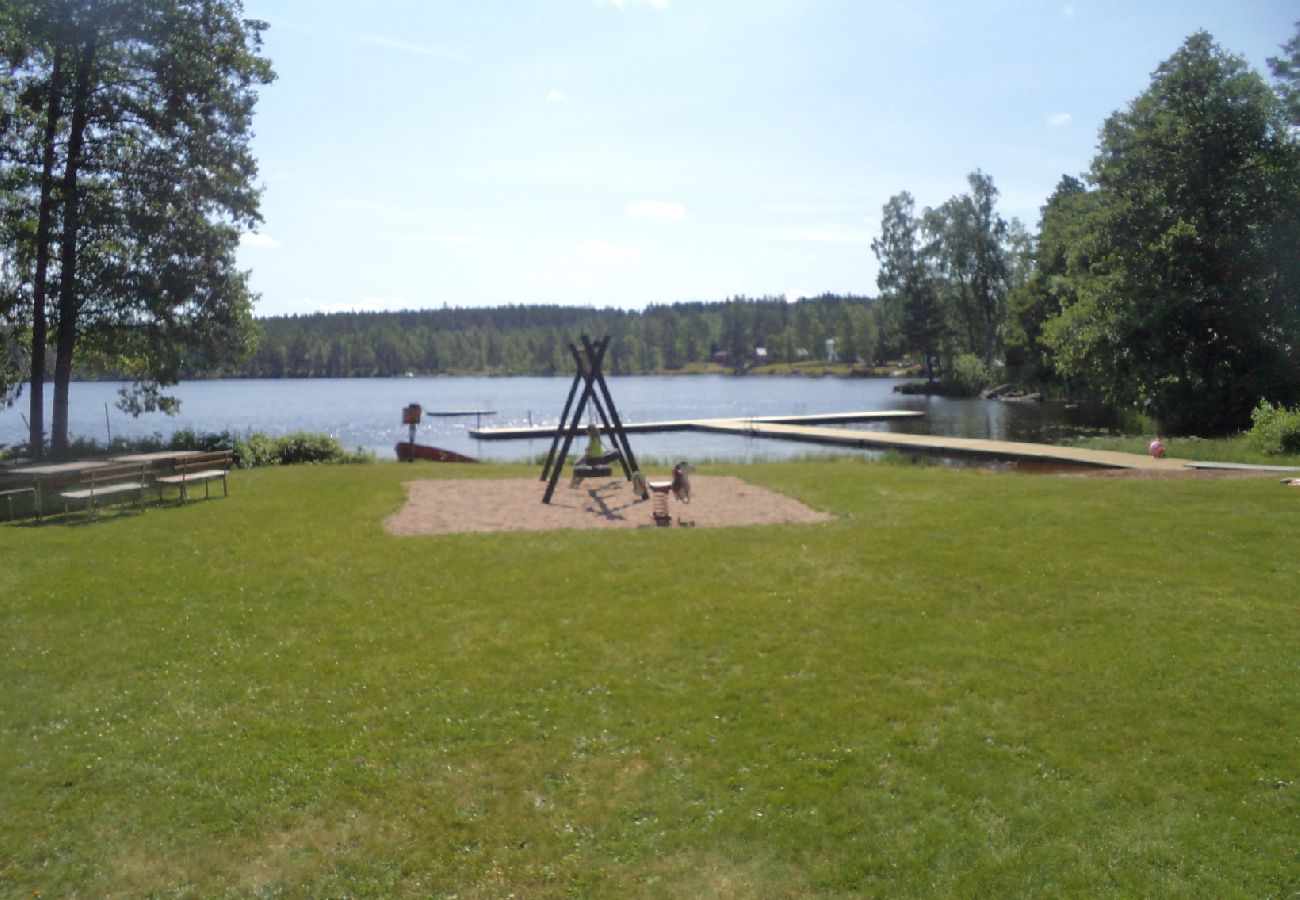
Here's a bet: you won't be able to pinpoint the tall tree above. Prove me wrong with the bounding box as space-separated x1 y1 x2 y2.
872 192 944 380
1043 32 1300 434
2 0 272 457
1 1 68 452
1268 20 1300 125
0 242 24 411
925 171 1016 369
1004 175 1097 388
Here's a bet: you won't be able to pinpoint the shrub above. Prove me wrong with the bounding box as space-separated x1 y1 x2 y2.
1247 399 1300 456
231 432 282 468
226 430 373 467
167 428 235 453
271 430 354 466
33 429 371 468
945 354 993 397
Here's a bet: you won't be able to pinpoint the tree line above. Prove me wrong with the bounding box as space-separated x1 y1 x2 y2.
195 294 884 379
874 27 1300 435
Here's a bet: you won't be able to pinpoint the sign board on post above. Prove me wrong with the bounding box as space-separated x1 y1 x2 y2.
402 404 422 425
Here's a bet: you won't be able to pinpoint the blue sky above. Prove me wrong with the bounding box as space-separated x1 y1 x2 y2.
234 1 1297 317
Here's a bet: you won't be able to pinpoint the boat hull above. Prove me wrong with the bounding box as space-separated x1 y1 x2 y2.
395 442 478 463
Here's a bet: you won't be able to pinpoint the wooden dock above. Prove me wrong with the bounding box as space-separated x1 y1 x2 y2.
698 420 1191 471
469 410 925 440
472 411 1194 471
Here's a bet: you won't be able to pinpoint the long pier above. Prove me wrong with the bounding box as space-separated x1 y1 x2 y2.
470 410 925 440
700 420 1191 471
471 411 1195 471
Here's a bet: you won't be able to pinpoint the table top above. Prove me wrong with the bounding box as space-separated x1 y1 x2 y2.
110 450 207 463
3 460 112 478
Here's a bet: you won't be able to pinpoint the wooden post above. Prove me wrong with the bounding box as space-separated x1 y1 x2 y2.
539 362 586 483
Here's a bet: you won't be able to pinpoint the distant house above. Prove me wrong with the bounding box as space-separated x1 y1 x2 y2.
794 347 811 362
712 349 732 366
824 338 838 363
753 346 768 365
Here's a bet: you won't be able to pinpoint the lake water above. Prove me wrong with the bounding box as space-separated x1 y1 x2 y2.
0 376 1129 462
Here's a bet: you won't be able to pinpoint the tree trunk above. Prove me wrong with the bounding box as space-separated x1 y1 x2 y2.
50 37 96 460
26 46 66 461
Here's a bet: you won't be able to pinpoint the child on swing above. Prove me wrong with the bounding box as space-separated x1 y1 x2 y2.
570 423 621 487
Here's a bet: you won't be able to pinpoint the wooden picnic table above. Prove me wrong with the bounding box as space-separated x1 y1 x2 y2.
5 459 113 478
110 449 208 470
0 460 113 521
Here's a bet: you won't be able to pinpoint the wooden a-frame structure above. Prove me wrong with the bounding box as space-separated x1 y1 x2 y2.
540 335 640 504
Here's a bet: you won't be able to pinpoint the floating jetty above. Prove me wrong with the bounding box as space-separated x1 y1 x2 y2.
472 411 1198 471
470 410 924 440
704 420 1192 471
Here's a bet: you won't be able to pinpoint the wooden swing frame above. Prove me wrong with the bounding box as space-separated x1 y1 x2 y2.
540 335 640 504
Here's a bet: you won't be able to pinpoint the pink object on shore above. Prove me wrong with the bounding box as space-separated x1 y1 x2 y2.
1148 438 1166 458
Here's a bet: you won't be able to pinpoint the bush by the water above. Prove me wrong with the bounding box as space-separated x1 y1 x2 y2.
894 354 993 398
262 430 371 466
947 354 993 397
1247 400 1300 456
64 429 372 468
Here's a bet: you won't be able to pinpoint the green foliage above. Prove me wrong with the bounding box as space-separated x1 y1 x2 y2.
57 429 371 468
872 192 945 379
260 430 371 466
2 0 274 457
1268 20 1300 125
873 175 1027 379
946 353 993 396
1 462 1296 894
1247 399 1300 456
925 171 1022 369
67 295 884 379
1004 176 1096 389
228 430 280 468
1042 32 1300 435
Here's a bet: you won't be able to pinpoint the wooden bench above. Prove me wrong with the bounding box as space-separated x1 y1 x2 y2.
155 450 234 502
60 463 149 515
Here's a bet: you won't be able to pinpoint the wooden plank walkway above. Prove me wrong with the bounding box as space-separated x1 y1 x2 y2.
694 420 1191 470
472 410 1194 471
469 410 925 441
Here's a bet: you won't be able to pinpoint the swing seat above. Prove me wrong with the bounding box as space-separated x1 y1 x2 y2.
572 464 612 478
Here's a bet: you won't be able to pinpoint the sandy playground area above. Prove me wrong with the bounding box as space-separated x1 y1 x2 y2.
383 475 836 535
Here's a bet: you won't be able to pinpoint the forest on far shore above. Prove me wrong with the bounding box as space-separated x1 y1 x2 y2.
155 294 885 379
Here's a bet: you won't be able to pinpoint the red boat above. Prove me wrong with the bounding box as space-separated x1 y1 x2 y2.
395 442 478 463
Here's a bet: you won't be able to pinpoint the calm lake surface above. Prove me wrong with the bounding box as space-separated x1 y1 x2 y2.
0 376 1130 462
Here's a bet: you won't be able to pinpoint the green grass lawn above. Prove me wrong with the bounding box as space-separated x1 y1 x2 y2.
1062 432 1300 468
2 461 1296 897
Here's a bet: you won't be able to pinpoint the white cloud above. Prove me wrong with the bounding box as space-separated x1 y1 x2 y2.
1062 5 1075 16
761 226 872 246
545 90 565 102
626 200 685 221
575 242 640 264
240 232 281 249
1046 112 1072 127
